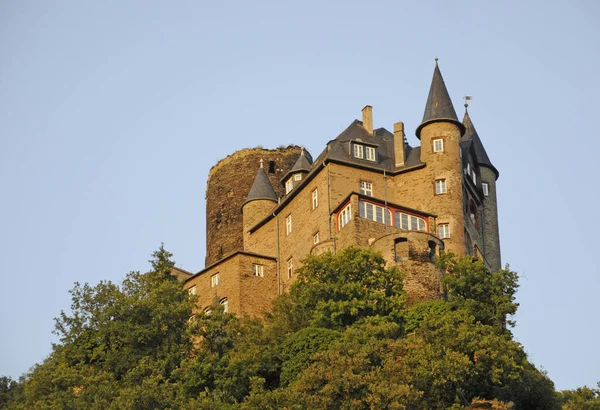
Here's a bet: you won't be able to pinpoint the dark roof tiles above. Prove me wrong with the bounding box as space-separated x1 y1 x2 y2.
243 164 278 205
416 62 465 138
462 110 498 179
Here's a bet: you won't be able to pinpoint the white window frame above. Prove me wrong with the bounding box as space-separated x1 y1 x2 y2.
220 298 228 313
285 178 294 194
287 258 293 279
472 170 477 184
360 181 373 197
286 214 292 235
438 224 450 239
338 203 352 229
394 211 427 231
466 163 470 175
293 173 302 181
211 273 220 287
313 232 320 244
435 179 447 195
252 263 264 277
188 285 197 296
482 182 489 197
358 201 392 225
433 138 444 152
365 146 376 161
312 189 318 209
353 143 364 158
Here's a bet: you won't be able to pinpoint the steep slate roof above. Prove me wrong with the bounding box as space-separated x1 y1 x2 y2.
281 148 313 182
243 163 278 205
462 109 499 179
310 120 423 173
416 61 465 139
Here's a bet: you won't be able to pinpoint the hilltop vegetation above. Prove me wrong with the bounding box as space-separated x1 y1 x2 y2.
1 246 597 409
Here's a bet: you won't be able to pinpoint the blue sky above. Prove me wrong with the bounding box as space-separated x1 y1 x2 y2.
1 0 598 391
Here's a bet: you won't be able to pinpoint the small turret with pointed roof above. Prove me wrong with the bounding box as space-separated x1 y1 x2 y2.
462 105 499 179
243 159 278 206
281 147 312 187
416 59 465 139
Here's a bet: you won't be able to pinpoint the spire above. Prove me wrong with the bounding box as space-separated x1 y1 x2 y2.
416 59 465 139
243 161 278 205
290 147 312 173
462 107 499 179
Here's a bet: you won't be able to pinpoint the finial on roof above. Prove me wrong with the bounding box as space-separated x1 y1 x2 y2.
415 60 465 139
260 158 264 168
463 95 472 111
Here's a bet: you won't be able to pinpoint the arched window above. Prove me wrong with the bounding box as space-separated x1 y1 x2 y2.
359 201 391 225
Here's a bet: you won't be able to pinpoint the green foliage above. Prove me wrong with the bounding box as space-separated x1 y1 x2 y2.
558 383 600 410
438 253 519 328
287 247 407 330
5 246 565 409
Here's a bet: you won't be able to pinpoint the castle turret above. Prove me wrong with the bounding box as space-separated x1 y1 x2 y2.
280 147 312 195
416 59 466 255
463 108 501 271
242 160 279 248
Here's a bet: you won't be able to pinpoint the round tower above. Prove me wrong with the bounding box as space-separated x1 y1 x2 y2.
205 146 302 266
463 107 501 272
416 60 466 256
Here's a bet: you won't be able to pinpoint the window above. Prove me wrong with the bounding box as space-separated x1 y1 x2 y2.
394 212 426 231
313 232 320 244
268 161 276 174
438 224 450 239
211 273 220 287
365 146 376 161
285 178 294 194
466 163 470 175
435 179 447 194
312 189 318 209
220 298 228 313
353 143 364 158
293 173 302 181
360 181 372 196
286 214 292 235
252 263 264 277
433 138 444 152
188 285 197 296
359 201 391 225
338 203 352 229
287 258 293 279
204 306 212 316
472 170 477 184
482 182 489 196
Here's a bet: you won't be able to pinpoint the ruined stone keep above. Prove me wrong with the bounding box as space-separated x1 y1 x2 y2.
180 62 501 317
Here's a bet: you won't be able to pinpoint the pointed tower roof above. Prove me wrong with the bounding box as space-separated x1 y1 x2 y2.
291 147 312 172
281 147 312 182
243 160 278 206
462 108 499 179
416 59 465 139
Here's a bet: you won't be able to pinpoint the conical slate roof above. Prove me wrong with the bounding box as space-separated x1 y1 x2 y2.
243 162 278 205
416 61 465 139
462 110 499 179
291 148 312 173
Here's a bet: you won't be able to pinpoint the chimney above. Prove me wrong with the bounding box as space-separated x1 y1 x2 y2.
362 105 373 135
394 122 405 167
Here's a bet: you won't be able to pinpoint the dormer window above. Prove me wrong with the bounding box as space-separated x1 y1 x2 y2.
285 178 294 194
353 143 364 158
365 146 376 161
294 174 301 181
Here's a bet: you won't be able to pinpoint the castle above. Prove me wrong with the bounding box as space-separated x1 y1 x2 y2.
178 61 501 316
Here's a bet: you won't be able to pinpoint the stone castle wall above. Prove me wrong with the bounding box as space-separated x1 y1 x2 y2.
205 146 302 265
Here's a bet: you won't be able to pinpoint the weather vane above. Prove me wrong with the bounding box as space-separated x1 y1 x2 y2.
463 95 472 109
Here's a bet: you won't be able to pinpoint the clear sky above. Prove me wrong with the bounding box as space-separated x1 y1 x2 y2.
1 0 598 391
